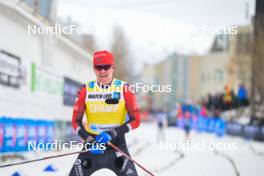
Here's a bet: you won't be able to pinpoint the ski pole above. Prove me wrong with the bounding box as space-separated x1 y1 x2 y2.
0 143 155 176
108 142 155 176
0 150 87 168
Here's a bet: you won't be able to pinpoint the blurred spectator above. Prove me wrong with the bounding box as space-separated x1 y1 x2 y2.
231 89 240 108
176 103 183 119
201 84 250 118
206 94 213 110
238 84 249 106
155 109 167 142
200 103 207 117
223 85 233 110
183 108 192 141
213 92 224 110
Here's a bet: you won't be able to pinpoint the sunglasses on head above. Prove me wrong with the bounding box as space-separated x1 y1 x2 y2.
94 65 112 71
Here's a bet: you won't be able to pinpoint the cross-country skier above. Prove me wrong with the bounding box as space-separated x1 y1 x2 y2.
155 108 167 142
70 50 140 176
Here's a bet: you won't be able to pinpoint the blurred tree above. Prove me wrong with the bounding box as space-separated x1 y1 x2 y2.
251 0 264 123
33 0 39 15
58 16 97 53
111 25 133 82
211 34 229 52
82 34 97 53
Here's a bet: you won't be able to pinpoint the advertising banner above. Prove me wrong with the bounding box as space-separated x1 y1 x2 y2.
0 50 26 88
257 126 264 141
242 125 259 140
63 77 82 106
3 118 17 152
16 119 28 151
0 118 4 152
0 117 55 153
27 120 37 151
226 122 243 136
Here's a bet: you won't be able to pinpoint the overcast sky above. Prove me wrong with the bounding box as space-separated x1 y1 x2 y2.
57 0 256 71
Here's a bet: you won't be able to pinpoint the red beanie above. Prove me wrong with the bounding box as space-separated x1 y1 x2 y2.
93 50 114 66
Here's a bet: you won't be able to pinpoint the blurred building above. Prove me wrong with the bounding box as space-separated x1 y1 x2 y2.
140 53 190 110
0 0 94 120
19 0 57 22
190 51 229 100
138 64 155 110
189 28 253 101
19 0 97 52
227 25 253 92
140 33 235 108
251 0 264 121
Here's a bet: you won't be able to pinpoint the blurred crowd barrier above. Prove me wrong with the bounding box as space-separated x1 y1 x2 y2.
0 117 79 153
174 113 264 141
226 122 264 141
176 116 226 137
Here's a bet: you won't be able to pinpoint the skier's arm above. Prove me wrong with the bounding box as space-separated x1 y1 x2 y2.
72 85 93 142
115 84 141 136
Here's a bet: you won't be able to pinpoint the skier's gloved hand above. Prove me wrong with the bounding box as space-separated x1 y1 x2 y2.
89 145 104 155
95 129 117 144
85 141 105 155
90 148 104 154
83 139 106 155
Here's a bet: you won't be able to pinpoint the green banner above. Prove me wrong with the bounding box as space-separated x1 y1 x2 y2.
31 63 63 96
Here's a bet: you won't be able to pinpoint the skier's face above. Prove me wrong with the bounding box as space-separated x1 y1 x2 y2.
94 65 114 85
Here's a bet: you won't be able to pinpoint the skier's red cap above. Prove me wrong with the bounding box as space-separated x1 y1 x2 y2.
93 50 114 66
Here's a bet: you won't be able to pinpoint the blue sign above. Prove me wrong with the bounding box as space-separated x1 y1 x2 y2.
3 117 16 152
0 117 55 153
0 118 4 152
215 119 226 137
16 119 28 151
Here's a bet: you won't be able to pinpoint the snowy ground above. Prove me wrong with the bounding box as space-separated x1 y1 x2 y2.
1 123 264 176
